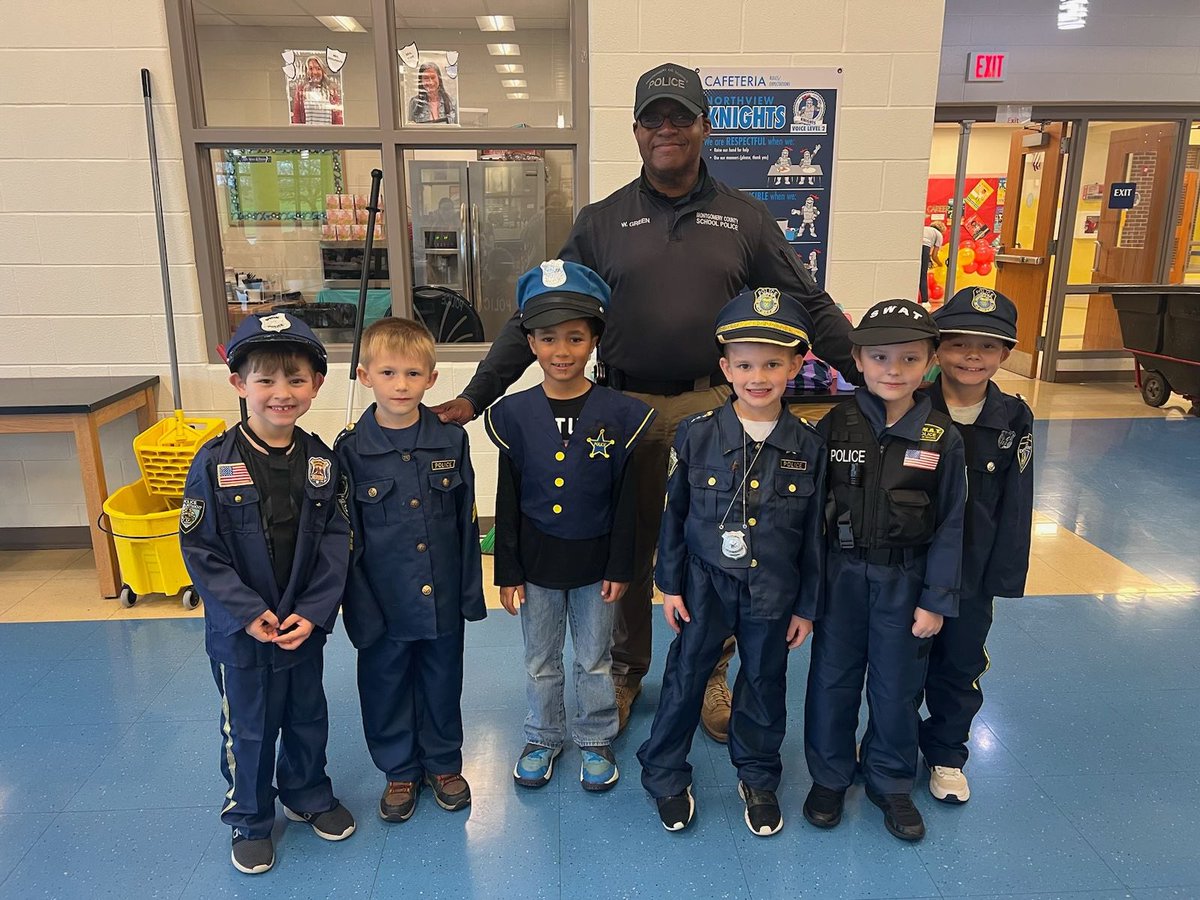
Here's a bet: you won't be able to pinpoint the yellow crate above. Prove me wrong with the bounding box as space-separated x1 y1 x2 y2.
133 411 224 497
102 479 196 607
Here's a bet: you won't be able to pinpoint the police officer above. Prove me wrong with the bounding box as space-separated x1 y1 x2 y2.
434 62 858 740
180 311 354 874
921 287 1033 804
803 299 966 843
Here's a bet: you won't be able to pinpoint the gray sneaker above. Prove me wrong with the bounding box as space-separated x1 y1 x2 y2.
284 802 356 841
231 835 274 874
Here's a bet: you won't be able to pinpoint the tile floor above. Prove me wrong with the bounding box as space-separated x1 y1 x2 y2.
0 379 1198 899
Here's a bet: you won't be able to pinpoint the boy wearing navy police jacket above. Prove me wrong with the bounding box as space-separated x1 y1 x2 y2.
180 312 355 875
638 287 826 837
336 317 485 823
920 287 1033 804
485 260 655 792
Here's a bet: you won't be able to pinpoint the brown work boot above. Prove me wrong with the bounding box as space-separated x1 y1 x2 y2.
700 672 732 743
425 772 471 811
379 780 419 822
615 682 641 735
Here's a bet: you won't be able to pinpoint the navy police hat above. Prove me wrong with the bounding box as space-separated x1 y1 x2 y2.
932 287 1018 345
715 287 813 353
634 63 709 118
849 299 939 347
517 260 610 333
226 311 329 375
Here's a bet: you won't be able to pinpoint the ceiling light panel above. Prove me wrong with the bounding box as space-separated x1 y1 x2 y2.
476 15 515 31
487 43 520 56
495 64 525 74
501 79 526 88
315 15 366 32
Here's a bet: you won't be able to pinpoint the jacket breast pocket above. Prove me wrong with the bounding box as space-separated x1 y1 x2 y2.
428 471 463 517
357 477 398 526
303 483 335 532
773 474 815 517
968 453 1005 508
688 467 734 521
881 489 934 547
215 488 260 534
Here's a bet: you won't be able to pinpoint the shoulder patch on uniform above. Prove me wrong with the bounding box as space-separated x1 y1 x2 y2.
780 458 808 471
667 446 679 479
308 456 332 487
920 423 945 442
1017 434 1033 473
180 497 204 533
998 430 1015 450
430 459 456 471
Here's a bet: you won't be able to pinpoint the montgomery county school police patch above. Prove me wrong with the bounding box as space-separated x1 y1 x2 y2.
921 423 945 442
779 458 808 471
972 288 998 313
587 427 615 459
308 456 332 487
1017 434 1033 473
336 474 350 521
998 430 1015 450
667 446 678 479
540 259 567 288
180 497 204 533
753 287 781 316
259 312 293 332
431 459 456 472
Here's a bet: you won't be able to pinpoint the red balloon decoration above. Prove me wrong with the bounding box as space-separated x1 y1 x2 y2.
962 262 978 274
976 261 992 276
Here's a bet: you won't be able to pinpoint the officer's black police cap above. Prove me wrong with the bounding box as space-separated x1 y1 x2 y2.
849 299 940 347
517 260 610 334
932 287 1018 346
226 311 329 375
634 63 709 118
715 287 813 352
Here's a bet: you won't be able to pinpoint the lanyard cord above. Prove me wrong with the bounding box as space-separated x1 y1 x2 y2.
718 427 766 531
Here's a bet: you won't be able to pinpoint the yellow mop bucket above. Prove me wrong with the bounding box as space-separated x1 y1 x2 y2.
101 479 200 610
133 410 224 498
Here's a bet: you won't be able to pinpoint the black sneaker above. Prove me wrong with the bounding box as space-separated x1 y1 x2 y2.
231 835 274 874
803 783 845 829
865 787 926 842
379 780 419 822
284 802 357 841
425 772 472 811
656 785 695 832
738 782 783 837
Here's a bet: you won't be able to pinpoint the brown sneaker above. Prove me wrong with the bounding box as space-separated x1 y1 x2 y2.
615 682 641 735
700 674 732 743
425 772 471 811
379 780 419 822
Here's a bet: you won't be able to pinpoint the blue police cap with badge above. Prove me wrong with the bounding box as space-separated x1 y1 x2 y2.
714 287 813 353
932 287 1018 345
226 311 329 375
517 259 610 334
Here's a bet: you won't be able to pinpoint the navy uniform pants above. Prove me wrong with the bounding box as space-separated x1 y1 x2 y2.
211 656 336 840
919 592 993 769
357 622 465 782
805 552 931 795
637 555 791 799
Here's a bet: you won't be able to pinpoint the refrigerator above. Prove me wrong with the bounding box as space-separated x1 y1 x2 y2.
408 158 547 340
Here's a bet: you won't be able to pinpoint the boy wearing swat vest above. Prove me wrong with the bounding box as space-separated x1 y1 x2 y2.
803 299 966 843
920 287 1033 804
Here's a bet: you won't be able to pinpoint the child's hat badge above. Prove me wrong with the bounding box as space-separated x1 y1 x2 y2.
540 259 567 288
971 288 998 313
753 287 781 316
259 312 293 332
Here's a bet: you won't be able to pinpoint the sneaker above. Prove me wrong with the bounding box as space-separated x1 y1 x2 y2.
379 780 419 822
865 787 926 842
929 765 970 804
738 782 783 837
700 676 732 744
802 783 845 829
283 802 356 841
425 772 472 811
231 835 274 874
580 746 620 792
656 785 695 831
615 683 641 735
513 743 562 788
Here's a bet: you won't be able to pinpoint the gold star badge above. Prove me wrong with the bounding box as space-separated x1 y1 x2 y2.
587 427 615 459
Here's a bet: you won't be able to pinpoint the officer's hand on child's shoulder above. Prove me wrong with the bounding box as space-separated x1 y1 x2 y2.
244 609 280 643
786 615 813 649
661 594 690 634
431 397 475 425
272 614 314 651
499 585 525 616
912 608 944 639
601 581 628 604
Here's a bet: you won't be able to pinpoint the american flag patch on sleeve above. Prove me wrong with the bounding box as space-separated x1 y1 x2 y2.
217 463 254 487
903 449 939 470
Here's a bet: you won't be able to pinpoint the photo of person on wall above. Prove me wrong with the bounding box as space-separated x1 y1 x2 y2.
403 55 460 126
288 52 345 126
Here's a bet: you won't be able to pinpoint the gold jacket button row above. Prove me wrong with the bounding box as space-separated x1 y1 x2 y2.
555 451 565 461
987 461 996 472
707 476 717 486
367 487 378 497
750 559 758 567
402 453 412 462
234 495 242 502
552 504 563 514
554 477 564 487
441 477 451 487
788 483 797 493
749 479 759 489
409 498 420 508
421 584 432 596
748 517 757 527
417 543 427 552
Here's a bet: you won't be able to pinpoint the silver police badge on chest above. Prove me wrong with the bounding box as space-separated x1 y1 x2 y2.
721 528 748 559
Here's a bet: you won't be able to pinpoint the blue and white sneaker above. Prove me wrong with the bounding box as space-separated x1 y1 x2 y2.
579 745 619 792
513 743 562 788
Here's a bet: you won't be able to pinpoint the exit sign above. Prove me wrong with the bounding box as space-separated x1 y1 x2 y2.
967 51 1007 82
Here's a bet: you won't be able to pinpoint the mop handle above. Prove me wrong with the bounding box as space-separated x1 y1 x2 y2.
141 69 182 412
344 168 385 426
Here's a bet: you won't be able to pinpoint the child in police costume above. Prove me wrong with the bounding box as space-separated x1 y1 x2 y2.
335 317 485 823
803 298 966 843
637 287 825 837
920 287 1033 804
179 312 355 875
485 260 655 791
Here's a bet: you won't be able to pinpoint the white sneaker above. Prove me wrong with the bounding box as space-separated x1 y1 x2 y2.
929 765 970 804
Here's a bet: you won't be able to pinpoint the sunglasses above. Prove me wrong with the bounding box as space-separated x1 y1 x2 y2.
636 110 699 129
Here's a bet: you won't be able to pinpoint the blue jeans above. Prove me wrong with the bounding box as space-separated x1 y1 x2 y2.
520 581 617 749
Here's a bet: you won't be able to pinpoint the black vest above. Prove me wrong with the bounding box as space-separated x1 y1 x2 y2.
825 402 954 550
